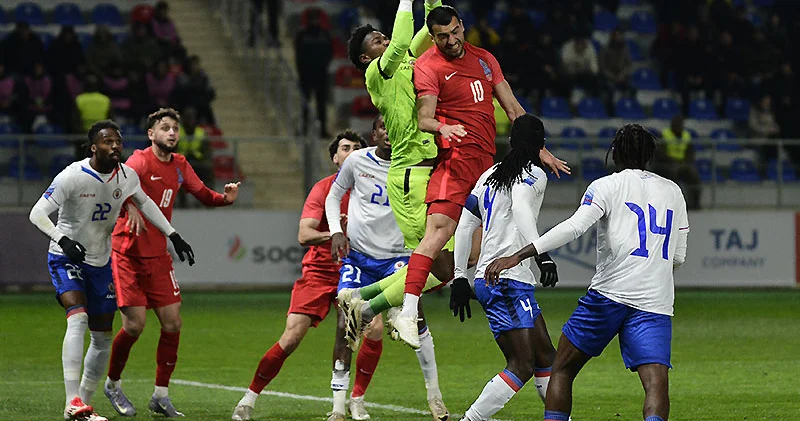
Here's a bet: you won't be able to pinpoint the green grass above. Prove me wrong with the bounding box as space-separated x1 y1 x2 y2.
1 290 798 420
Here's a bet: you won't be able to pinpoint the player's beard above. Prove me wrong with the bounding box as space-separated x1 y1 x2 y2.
154 139 178 153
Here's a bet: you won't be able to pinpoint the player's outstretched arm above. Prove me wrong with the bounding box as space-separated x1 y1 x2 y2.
409 0 442 57
453 195 481 279
183 162 235 206
377 0 414 79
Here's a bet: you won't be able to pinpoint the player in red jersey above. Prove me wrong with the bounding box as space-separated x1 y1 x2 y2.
231 130 371 421
391 5 571 347
102 108 241 417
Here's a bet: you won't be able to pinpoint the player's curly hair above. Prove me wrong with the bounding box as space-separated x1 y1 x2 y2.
146 107 182 129
606 124 657 170
84 120 121 157
348 24 377 72
485 114 546 193
329 129 367 159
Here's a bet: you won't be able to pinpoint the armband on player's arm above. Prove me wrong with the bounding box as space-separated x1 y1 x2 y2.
132 189 176 237
454 199 481 279
378 0 413 78
324 182 348 234
409 0 442 57
29 196 66 243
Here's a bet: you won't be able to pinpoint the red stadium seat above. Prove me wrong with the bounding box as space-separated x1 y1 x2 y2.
131 4 155 24
300 7 331 30
200 124 228 150
350 95 378 118
334 65 365 88
332 36 347 58
213 155 244 181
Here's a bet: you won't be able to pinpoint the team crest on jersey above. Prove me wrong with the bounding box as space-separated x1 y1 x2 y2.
582 190 594 206
176 168 184 185
112 188 122 199
479 58 493 82
394 261 406 270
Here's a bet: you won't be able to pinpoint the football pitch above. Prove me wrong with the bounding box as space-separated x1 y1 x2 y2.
1 289 798 420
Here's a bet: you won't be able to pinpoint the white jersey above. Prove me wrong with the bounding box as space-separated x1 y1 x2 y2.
469 164 548 284
535 169 689 315
326 147 408 259
41 158 143 266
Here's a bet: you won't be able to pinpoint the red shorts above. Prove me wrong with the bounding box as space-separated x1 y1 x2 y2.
287 270 339 327
112 251 181 309
426 145 494 221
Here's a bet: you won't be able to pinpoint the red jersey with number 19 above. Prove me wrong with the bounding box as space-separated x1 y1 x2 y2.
112 147 227 257
414 42 505 155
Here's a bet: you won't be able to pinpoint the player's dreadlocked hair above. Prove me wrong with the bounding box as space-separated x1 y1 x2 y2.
146 107 181 129
84 120 121 157
329 129 367 159
348 24 377 72
485 114 546 192
605 124 657 170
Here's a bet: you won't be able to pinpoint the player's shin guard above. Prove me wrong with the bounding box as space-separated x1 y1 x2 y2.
534 366 552 402
463 370 523 421
107 329 139 382
331 360 350 415
415 327 442 400
403 253 433 297
249 343 288 394
155 330 180 388
63 307 88 405
80 330 113 403
352 338 382 398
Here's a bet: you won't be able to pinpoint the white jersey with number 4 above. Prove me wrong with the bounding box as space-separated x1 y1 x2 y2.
535 169 689 315
471 164 548 285
327 147 408 259
41 158 143 266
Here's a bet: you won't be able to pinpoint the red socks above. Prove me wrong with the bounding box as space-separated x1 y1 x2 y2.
404 253 433 296
351 338 383 398
107 329 139 381
249 343 289 393
155 330 180 387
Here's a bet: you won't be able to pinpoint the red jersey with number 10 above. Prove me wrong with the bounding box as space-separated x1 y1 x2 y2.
112 147 227 257
414 42 505 155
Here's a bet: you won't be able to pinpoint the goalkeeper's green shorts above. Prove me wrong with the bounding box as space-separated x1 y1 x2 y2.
387 166 455 252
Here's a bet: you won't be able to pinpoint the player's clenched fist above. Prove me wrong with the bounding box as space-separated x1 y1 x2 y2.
223 182 242 204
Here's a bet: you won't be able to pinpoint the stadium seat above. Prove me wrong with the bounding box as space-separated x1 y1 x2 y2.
631 68 662 90
516 96 534 113
648 127 662 138
581 158 607 181
652 98 680 120
8 155 42 180
710 128 741 151
627 39 643 61
540 97 572 119
334 65 365 88
331 36 347 58
91 3 124 27
130 4 155 24
560 127 590 150
724 98 750 121
213 155 243 181
50 154 74 176
338 7 359 32
547 169 573 182
78 33 93 50
351 96 378 118
486 9 508 31
688 99 719 120
685 127 699 139
615 98 646 119
729 158 760 182
629 11 656 34
0 6 6 25
695 159 722 182
767 160 797 182
591 38 602 53
561 127 587 138
38 32 55 49
598 127 617 139
300 8 331 30
15 3 45 26
594 10 619 31
527 10 546 28
120 124 145 136
0 122 22 148
54 3 85 26
577 97 608 119
34 124 68 148
113 32 128 45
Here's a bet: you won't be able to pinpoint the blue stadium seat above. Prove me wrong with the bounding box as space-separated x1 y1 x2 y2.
695 159 722 182
0 122 22 148
0 6 7 25
688 99 719 120
54 3 85 26
729 158 760 182
767 160 797 182
50 154 75 176
35 124 68 148
91 3 124 27
631 68 662 90
582 158 607 181
541 97 572 119
615 98 646 119
561 127 587 139
578 97 608 119
37 32 54 48
78 33 93 50
594 11 619 31
120 124 145 136
710 128 740 151
685 127 699 139
486 9 508 31
629 11 656 34
516 96 533 113
15 3 45 26
459 10 475 30
591 38 602 53
527 10 546 28
338 7 359 32
724 98 750 121
547 169 573 182
652 98 680 120
598 127 617 139
627 39 643 61
8 155 43 180
560 127 591 150
648 127 662 138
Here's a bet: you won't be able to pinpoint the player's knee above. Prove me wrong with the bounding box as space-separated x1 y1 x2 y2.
122 319 146 337
161 317 182 332
506 361 535 383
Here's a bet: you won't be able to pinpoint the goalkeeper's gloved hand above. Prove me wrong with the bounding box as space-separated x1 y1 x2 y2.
449 277 473 322
58 236 87 264
535 253 558 287
169 233 195 266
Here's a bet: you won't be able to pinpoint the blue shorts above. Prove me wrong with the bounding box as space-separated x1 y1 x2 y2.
563 289 673 371
337 249 408 292
48 253 117 316
474 278 541 339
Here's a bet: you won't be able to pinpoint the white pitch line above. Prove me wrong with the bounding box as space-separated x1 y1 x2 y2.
172 378 510 421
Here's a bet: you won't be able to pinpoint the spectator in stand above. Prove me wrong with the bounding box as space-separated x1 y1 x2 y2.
74 75 111 156
709 31 745 112
46 26 86 78
654 115 701 210
151 1 186 58
86 26 122 77
177 106 214 190
600 28 634 100
0 22 45 76
763 13 790 56
103 61 134 119
0 64 21 121
750 94 781 171
294 8 333 137
465 18 501 53
122 23 162 74
531 32 570 99
651 22 685 89
675 26 709 115
175 56 216 125
745 30 780 98
249 0 282 47
503 4 537 46
498 24 536 100
127 69 150 121
22 62 53 132
146 60 177 109
561 34 602 97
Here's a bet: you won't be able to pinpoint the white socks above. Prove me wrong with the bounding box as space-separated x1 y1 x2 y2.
463 371 522 421
400 293 419 319
239 389 259 408
80 330 112 404
63 312 88 405
154 385 169 399
415 328 441 400
534 372 550 402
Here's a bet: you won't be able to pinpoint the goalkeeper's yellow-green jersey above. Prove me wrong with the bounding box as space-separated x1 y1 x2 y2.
364 1 440 170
